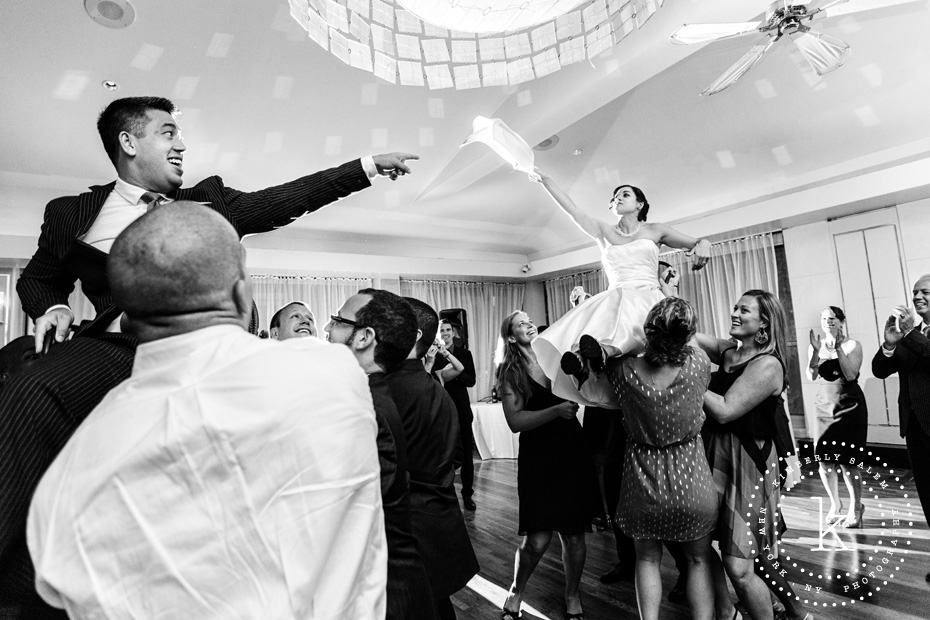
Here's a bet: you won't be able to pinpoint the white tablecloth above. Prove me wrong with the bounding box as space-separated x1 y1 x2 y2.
471 402 519 459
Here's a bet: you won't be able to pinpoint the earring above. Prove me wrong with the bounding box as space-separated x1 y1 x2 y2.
754 327 769 346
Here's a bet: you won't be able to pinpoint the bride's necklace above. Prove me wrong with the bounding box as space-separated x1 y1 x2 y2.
616 221 642 237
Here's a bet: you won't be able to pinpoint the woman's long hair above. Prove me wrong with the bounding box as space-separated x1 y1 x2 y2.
495 310 532 401
643 297 696 366
743 289 790 388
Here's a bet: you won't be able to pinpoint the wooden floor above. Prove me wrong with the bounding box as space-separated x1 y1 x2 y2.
450 459 930 620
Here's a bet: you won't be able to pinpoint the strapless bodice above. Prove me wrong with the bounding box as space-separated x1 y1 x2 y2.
601 239 660 289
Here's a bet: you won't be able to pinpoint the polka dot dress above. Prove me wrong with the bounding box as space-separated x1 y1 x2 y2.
611 349 718 542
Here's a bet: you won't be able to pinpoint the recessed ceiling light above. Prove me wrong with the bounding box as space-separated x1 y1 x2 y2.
102 80 119 91
84 0 136 29
572 147 584 156
533 135 559 151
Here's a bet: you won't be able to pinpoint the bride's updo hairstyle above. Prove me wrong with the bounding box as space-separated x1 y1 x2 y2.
612 184 650 221
642 297 696 366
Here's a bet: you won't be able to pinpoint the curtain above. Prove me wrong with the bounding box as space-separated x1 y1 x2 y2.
543 268 608 324
250 274 374 335
660 232 779 340
399 278 525 402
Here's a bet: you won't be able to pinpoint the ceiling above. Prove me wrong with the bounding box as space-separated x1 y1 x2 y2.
2 0 929 277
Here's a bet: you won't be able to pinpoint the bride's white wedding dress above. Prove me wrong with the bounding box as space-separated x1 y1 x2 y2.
532 238 665 409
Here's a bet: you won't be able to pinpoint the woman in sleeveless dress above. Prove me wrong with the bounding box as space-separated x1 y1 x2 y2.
698 290 810 620
497 311 589 620
611 297 717 620
808 305 868 528
529 172 712 408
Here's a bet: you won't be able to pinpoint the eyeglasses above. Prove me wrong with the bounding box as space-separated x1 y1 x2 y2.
329 314 365 328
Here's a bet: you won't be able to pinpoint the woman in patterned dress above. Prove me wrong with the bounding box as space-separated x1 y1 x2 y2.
611 297 717 620
699 290 809 620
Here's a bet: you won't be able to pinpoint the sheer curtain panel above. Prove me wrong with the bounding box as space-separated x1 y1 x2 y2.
543 268 608 324
250 275 374 335
400 278 525 401
660 232 780 339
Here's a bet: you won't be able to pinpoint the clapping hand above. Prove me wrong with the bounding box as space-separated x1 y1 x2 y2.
372 152 419 180
808 328 822 351
883 305 915 347
687 239 712 271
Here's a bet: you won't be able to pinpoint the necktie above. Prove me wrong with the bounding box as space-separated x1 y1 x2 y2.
140 191 171 212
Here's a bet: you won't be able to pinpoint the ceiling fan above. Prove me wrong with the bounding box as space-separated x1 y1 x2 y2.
669 0 920 95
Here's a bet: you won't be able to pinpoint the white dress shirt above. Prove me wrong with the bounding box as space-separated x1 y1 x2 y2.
27 325 386 619
80 178 154 252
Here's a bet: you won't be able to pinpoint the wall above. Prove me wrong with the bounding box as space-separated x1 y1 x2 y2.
783 198 930 446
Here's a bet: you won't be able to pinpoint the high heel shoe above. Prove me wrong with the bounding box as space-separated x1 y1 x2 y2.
842 503 865 528
578 334 606 374
560 351 588 385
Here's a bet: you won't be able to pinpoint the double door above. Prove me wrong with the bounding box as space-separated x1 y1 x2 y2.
830 208 908 445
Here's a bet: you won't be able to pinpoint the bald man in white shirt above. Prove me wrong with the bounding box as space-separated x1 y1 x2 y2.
27 203 386 619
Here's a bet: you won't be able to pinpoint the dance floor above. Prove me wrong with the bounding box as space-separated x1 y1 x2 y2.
451 458 930 620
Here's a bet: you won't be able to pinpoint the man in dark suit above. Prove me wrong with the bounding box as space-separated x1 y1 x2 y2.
872 273 930 582
386 298 479 620
326 289 438 620
20 96 416 347
432 318 478 510
0 95 416 617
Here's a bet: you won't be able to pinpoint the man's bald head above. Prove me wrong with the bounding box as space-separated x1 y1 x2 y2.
108 202 250 339
913 274 930 322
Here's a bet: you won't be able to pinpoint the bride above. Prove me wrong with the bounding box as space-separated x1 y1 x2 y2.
531 171 712 408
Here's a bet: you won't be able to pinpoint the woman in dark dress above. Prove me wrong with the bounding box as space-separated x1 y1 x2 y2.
808 305 868 527
698 290 809 620
497 310 589 620
611 297 717 620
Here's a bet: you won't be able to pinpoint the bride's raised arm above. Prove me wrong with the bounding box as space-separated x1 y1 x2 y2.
533 170 608 243
651 223 712 270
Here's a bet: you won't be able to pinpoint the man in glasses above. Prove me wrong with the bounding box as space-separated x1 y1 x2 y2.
269 301 316 340
326 290 437 620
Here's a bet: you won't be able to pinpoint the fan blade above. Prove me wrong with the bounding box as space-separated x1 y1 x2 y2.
701 39 776 95
803 0 849 16
670 21 762 45
793 30 850 76
820 0 921 18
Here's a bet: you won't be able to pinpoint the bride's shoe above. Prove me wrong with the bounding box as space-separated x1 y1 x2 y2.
578 334 606 374
560 351 588 386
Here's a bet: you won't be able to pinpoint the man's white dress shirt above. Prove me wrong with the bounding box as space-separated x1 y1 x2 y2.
27 325 386 619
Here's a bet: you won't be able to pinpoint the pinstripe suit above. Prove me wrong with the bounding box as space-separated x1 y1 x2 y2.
872 327 930 531
17 159 370 323
1 160 372 616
